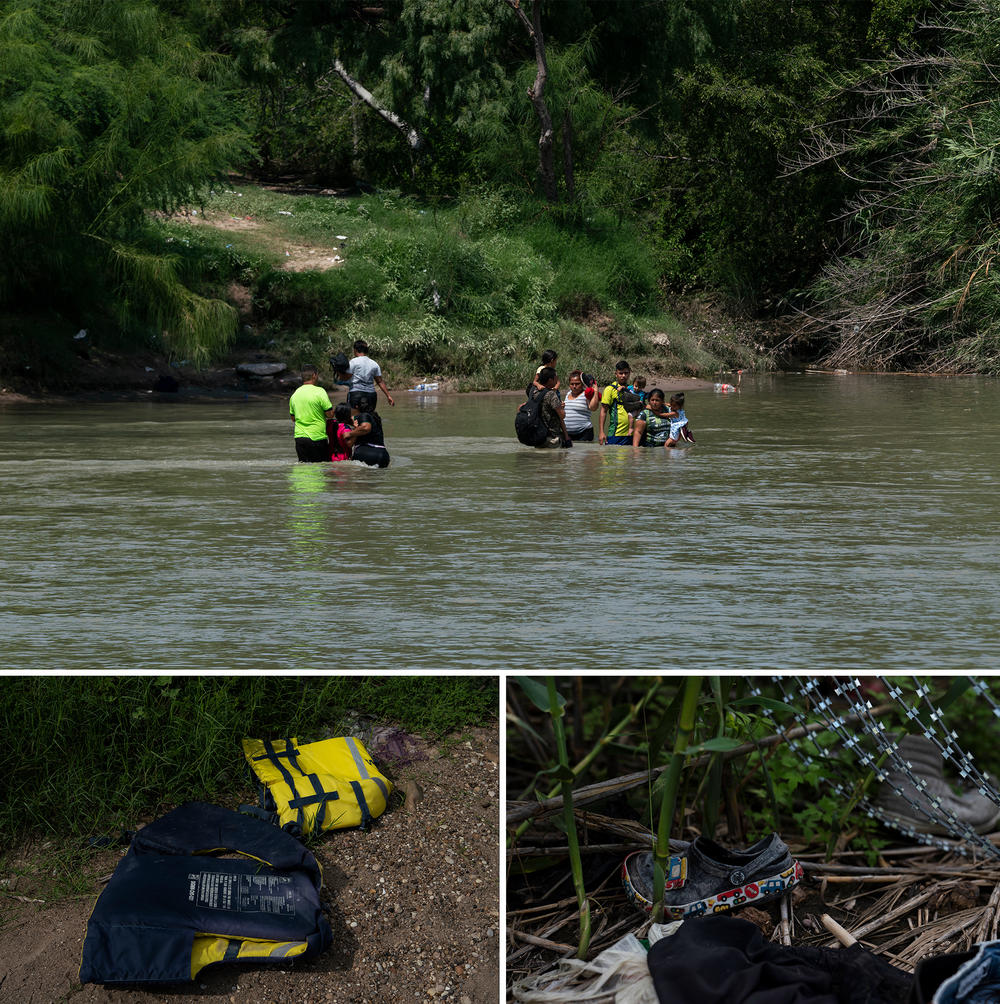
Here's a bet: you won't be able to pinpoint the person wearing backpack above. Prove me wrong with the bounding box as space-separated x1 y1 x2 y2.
333 339 395 412
515 367 570 448
598 360 637 445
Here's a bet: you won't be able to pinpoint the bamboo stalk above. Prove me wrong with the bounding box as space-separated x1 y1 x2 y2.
780 894 792 945
510 930 575 953
820 875 910 884
652 676 702 922
844 883 956 943
822 914 858 946
546 677 591 959
800 860 998 876
510 842 647 857
508 894 578 917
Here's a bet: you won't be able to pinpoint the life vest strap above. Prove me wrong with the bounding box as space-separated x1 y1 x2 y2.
350 780 372 830
287 789 340 810
261 738 306 830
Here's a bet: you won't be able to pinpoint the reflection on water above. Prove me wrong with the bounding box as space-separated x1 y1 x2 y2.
1 374 998 670
288 464 330 558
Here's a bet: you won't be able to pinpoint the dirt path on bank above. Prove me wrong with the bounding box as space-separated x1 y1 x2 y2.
0 727 499 1004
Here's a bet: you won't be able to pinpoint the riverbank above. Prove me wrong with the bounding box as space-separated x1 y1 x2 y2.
0 343 721 405
0 183 774 406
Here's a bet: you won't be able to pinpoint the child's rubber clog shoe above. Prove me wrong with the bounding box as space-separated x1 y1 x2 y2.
621 833 803 918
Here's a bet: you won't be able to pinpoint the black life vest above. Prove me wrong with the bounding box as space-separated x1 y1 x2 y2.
80 801 332 984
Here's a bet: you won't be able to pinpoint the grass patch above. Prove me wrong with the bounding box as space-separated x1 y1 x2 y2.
0 676 497 842
1 182 767 389
159 185 743 385
3 184 753 389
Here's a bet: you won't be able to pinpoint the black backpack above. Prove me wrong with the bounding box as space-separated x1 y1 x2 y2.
618 386 644 414
515 386 551 446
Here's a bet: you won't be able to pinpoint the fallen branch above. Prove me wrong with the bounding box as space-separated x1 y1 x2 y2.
510 929 575 954
822 913 858 947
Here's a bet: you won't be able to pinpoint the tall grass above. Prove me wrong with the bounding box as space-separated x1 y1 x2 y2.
0 675 497 841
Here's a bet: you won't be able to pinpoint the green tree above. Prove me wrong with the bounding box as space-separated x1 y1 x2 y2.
0 0 249 362
651 0 874 309
791 1 1000 372
202 0 508 190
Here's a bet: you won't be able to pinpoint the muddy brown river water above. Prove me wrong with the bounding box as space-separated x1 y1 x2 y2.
1 372 997 671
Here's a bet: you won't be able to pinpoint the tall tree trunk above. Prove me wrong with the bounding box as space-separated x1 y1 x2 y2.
505 0 559 203
322 59 424 153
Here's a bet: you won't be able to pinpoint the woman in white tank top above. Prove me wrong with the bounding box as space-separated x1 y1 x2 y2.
563 370 600 442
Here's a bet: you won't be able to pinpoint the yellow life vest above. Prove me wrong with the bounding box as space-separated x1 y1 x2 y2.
242 735 392 837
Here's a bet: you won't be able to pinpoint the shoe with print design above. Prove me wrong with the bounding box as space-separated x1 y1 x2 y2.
622 833 802 919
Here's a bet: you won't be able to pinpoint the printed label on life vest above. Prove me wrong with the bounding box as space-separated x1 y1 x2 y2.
187 871 296 915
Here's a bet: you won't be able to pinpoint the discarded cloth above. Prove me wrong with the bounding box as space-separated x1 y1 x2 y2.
80 802 332 984
511 922 682 1004
909 950 975 1004
932 939 1000 1004
647 915 912 1004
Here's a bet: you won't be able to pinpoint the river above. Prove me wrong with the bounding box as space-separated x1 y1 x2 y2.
1 372 997 671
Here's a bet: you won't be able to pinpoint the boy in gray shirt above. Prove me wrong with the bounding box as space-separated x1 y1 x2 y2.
341 339 395 411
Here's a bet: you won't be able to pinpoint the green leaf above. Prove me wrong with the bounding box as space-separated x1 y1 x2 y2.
937 678 973 712
728 696 798 715
685 736 745 753
506 711 548 748
539 763 575 783
514 676 565 712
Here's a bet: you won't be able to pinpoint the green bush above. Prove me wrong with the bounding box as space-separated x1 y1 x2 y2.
256 260 387 323
0 675 497 840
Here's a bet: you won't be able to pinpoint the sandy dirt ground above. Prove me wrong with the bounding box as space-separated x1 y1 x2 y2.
0 726 500 1004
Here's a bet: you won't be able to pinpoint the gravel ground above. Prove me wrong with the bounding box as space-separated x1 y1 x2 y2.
0 726 500 1004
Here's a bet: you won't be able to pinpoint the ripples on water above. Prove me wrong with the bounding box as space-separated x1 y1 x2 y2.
1 374 998 670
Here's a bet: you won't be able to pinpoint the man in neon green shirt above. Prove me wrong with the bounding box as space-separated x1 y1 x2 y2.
599 360 633 445
289 366 333 462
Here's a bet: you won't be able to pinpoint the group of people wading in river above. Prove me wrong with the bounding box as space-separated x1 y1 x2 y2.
289 344 694 466
520 350 695 450
288 340 393 468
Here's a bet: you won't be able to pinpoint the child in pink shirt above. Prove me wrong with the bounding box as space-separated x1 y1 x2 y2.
328 403 355 461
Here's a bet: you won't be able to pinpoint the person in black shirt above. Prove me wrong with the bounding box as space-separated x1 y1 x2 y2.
347 402 390 468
